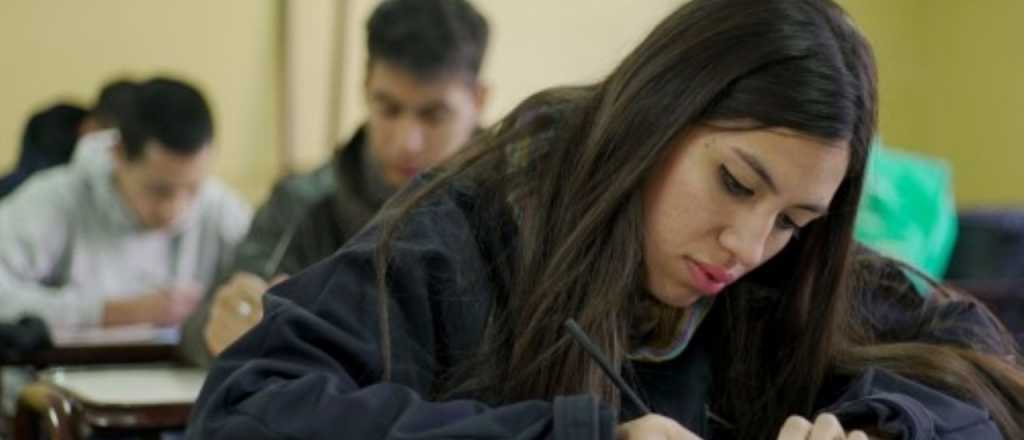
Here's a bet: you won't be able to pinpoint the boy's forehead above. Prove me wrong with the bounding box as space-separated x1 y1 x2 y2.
368 60 475 92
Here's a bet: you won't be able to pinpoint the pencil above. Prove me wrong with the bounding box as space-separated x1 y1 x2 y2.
564 318 651 414
262 219 299 278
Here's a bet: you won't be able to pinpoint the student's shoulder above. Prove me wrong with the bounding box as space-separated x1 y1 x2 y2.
196 177 253 227
376 177 499 250
852 244 1013 355
266 160 338 208
0 165 87 210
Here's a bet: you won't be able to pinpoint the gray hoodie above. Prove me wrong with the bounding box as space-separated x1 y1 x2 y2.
0 135 251 329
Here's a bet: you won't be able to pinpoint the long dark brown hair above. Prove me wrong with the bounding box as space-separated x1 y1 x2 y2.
373 0 1024 438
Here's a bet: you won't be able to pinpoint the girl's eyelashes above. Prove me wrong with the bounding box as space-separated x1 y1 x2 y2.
719 165 753 197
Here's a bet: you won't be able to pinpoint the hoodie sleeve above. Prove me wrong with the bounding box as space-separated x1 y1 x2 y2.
186 188 616 440
825 368 1002 440
0 168 106 328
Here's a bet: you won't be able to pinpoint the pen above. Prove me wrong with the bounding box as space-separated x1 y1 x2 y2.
262 219 299 278
564 318 651 414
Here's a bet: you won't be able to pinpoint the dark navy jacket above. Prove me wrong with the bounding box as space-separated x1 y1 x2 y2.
186 184 1006 439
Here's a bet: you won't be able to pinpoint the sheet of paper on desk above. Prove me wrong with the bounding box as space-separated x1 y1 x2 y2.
51 324 180 347
43 365 206 405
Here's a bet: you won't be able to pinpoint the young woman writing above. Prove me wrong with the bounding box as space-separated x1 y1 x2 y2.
188 1 1024 438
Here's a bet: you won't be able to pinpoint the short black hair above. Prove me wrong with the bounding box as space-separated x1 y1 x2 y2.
92 79 137 129
367 0 489 80
23 103 87 163
119 77 213 161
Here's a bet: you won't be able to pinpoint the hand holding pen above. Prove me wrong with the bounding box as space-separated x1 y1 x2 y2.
204 221 298 355
565 319 869 440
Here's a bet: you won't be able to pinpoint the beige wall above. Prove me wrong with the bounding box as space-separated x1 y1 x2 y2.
914 2 1024 207
840 0 923 150
4 1 1021 207
282 0 346 172
840 1 1024 207
0 0 281 203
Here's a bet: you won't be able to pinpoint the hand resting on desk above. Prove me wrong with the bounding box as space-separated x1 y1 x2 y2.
101 284 202 328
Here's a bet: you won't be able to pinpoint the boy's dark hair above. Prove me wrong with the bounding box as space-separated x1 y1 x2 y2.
119 77 213 161
25 103 87 164
0 104 86 198
367 0 489 80
92 80 138 129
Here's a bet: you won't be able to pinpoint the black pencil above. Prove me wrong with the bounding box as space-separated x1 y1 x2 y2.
564 318 651 414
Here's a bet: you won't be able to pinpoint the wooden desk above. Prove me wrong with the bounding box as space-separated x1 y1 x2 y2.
14 365 206 440
3 325 182 368
2 325 187 438
5 344 179 370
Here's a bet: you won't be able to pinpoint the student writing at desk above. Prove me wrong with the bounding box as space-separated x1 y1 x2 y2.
0 77 251 331
180 0 490 362
188 1 1024 439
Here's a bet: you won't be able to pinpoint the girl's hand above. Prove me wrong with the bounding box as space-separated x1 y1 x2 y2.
616 414 702 440
777 413 869 440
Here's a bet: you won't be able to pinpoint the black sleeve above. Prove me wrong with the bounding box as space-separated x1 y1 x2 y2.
276 197 348 276
825 368 1002 440
186 189 615 439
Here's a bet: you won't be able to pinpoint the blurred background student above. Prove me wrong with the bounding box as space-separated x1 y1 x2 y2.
0 77 251 331
181 0 491 363
0 80 137 200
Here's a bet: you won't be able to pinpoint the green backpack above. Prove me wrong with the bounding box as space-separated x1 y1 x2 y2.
854 139 958 281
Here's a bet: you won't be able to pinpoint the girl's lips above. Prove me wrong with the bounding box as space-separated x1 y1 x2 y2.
694 260 736 284
685 258 736 295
